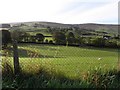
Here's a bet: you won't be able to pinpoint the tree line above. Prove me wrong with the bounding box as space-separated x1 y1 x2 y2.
1 29 120 49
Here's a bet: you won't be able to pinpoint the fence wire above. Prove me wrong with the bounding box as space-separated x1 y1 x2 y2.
1 21 120 88
1 43 118 78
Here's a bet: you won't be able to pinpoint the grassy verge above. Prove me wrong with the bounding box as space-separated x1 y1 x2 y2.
2 61 120 89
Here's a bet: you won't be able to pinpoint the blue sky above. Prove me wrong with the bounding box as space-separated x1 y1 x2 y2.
0 0 119 24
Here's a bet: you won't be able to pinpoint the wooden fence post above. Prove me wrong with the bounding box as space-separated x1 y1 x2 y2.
13 40 20 75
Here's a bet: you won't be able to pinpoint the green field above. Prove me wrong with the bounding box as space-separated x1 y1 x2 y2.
2 44 118 79
2 22 119 88
26 30 53 42
27 31 52 36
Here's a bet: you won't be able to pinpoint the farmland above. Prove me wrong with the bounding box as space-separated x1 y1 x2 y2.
2 44 118 79
1 22 120 88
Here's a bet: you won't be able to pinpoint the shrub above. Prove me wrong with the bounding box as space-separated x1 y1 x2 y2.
91 37 105 47
36 33 45 43
105 39 117 48
53 32 66 45
49 40 53 44
0 30 12 49
45 39 49 43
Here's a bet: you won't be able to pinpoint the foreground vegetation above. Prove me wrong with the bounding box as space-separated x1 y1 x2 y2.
2 61 120 89
2 44 120 88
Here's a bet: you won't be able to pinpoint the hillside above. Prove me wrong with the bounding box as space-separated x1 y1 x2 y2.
75 23 118 34
0 21 118 34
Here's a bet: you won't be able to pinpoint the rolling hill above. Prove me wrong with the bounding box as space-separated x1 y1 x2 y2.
0 21 119 34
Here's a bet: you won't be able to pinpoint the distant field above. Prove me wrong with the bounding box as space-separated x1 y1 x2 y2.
44 37 53 42
27 31 52 36
26 31 53 42
2 44 118 79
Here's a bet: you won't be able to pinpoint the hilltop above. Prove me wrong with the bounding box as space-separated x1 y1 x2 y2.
0 21 118 34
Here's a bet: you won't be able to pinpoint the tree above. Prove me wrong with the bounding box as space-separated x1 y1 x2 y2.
36 33 45 43
49 40 53 44
21 32 31 42
11 30 21 41
30 36 36 42
12 31 30 42
78 37 85 46
91 37 105 47
45 39 48 43
67 32 75 38
66 32 76 45
105 39 117 48
84 37 92 46
53 32 66 45
0 30 12 49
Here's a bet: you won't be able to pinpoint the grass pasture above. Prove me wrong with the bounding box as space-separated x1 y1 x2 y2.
2 44 118 79
26 30 53 42
2 44 120 88
27 31 52 36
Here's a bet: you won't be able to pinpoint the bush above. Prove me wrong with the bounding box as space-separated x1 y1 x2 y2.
36 33 45 43
83 37 92 45
53 32 66 45
49 40 53 44
91 37 105 47
105 39 117 48
0 30 12 49
66 32 76 45
117 41 120 48
45 39 49 43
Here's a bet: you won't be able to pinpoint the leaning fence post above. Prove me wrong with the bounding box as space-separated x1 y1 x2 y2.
13 40 20 75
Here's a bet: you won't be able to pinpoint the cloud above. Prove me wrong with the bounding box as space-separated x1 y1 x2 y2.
0 0 119 24
0 0 67 23
52 1 118 24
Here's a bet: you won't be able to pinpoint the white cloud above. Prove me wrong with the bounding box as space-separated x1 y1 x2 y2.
50 1 118 24
0 0 67 23
0 0 119 24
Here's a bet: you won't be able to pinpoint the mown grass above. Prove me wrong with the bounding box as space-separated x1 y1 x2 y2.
1 44 119 88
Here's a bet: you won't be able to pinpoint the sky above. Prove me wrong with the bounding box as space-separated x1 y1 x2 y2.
0 0 119 24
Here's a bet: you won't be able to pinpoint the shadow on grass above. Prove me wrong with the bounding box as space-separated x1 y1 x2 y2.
2 61 120 89
19 43 118 54
1 48 65 58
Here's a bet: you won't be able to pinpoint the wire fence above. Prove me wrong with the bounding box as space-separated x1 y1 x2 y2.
1 40 120 89
1 42 119 78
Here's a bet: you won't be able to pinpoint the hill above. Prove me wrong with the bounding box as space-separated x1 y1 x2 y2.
0 21 118 34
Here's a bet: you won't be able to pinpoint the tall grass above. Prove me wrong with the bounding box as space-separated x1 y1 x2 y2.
2 61 120 89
